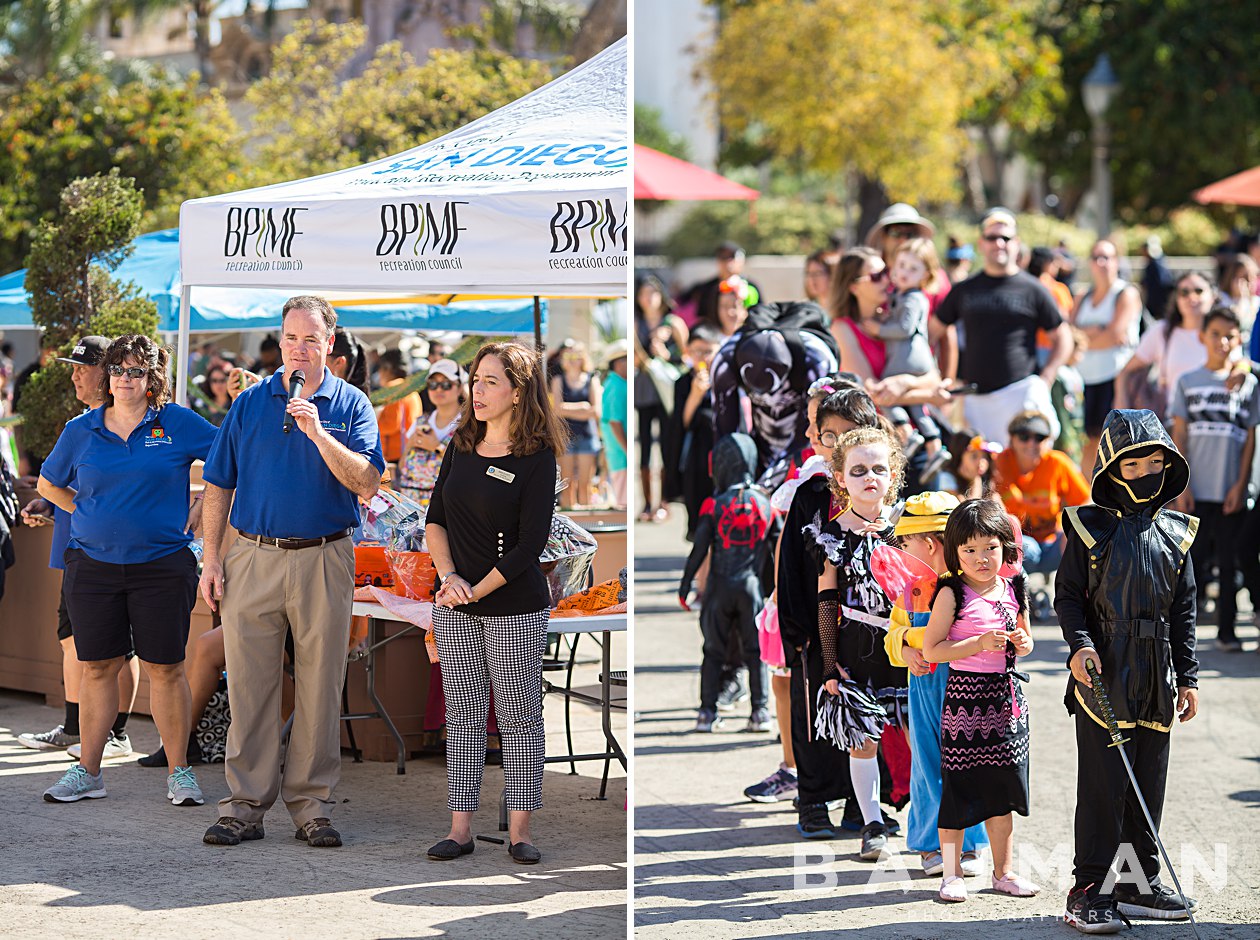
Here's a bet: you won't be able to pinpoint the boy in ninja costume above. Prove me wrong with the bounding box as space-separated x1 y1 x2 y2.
1054 409 1200 934
679 433 773 733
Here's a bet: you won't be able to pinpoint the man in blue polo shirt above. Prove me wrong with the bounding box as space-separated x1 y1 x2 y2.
198 296 384 849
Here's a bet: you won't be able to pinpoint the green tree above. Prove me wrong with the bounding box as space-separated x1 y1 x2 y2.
242 19 555 186
0 0 96 83
0 66 241 272
1027 0 1260 220
703 0 1061 230
18 171 160 460
484 0 581 56
634 102 690 161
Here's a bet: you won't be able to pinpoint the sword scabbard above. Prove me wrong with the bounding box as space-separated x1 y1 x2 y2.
1084 660 1129 747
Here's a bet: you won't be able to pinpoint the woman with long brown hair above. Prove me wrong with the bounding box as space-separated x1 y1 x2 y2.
424 341 567 866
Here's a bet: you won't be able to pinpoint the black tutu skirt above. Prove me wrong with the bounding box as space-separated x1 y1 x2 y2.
938 669 1030 830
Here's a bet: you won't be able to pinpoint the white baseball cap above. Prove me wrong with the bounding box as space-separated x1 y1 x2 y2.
426 358 462 382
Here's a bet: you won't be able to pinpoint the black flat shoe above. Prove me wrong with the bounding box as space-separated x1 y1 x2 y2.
508 841 541 865
427 838 475 860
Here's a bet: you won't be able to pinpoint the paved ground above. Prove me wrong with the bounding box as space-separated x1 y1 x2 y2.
633 508 1260 938
0 640 626 940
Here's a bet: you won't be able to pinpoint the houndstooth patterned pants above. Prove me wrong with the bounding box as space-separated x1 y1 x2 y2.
432 604 550 812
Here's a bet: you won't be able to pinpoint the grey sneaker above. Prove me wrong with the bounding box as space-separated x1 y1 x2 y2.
43 764 106 802
68 731 133 761
167 766 205 806
695 708 722 732
19 724 79 751
859 821 889 860
746 707 773 732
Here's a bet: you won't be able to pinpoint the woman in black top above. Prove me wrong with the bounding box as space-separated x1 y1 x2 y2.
425 341 567 866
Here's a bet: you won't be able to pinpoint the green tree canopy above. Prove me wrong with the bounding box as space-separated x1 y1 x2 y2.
1027 0 1260 219
634 102 690 161
241 19 557 186
19 171 160 459
704 0 1061 213
0 66 240 272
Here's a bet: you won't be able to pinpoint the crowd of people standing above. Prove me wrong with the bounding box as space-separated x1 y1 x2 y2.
658 205 1257 929
5 298 587 866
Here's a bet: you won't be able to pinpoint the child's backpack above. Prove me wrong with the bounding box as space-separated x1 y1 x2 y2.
715 485 770 550
734 300 839 392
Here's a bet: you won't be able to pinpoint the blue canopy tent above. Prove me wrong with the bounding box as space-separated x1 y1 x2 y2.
0 229 546 335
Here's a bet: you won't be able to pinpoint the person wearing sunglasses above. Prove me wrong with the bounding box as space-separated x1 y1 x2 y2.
17 335 141 764
993 410 1089 575
36 334 218 807
1114 271 1215 420
1070 238 1142 475
828 247 895 383
200 364 234 427
934 208 1072 448
396 358 466 514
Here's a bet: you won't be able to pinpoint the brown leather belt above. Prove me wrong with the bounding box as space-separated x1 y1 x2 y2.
240 529 352 550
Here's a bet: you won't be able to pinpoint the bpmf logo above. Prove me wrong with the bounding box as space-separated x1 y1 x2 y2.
224 207 309 258
549 199 627 254
376 202 468 256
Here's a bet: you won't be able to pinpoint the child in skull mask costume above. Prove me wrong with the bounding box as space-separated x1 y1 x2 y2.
1054 408 1201 932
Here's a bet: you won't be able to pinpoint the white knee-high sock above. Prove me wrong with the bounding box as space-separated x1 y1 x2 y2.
850 755 881 826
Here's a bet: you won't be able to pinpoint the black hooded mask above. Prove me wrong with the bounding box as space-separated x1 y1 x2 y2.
1089 410 1188 517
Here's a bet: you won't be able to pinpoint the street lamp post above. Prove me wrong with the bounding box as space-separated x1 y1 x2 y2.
1082 54 1120 239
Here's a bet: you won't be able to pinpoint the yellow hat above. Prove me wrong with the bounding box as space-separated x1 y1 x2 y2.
893 491 960 536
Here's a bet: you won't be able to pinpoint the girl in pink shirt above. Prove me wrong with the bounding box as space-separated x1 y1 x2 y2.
923 499 1039 904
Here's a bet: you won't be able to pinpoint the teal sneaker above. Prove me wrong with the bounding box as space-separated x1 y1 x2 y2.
167 766 205 806
43 764 106 803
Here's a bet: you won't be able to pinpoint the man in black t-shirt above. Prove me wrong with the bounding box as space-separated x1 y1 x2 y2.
934 208 1071 444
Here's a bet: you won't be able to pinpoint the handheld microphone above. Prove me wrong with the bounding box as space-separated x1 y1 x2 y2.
282 369 306 434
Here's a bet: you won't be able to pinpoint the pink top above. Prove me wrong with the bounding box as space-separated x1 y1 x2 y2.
948 580 1018 673
837 317 888 379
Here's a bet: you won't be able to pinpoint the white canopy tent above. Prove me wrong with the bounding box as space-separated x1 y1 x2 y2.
175 37 628 402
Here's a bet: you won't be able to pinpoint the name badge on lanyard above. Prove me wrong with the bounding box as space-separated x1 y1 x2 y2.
487 466 516 484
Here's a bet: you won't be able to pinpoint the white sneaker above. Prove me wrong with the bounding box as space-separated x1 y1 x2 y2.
960 851 983 877
18 724 79 751
167 766 205 806
67 732 133 761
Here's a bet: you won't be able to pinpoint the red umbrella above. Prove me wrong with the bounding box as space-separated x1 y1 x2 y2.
634 144 760 201
1194 165 1260 207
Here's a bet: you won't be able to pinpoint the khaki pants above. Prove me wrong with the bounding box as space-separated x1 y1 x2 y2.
218 535 354 826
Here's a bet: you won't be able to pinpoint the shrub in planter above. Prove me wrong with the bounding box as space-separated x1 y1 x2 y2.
17 171 159 461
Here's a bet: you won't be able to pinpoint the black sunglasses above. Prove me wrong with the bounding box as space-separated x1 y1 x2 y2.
107 365 148 379
1013 430 1048 443
982 233 1014 244
1178 286 1207 297
427 379 455 391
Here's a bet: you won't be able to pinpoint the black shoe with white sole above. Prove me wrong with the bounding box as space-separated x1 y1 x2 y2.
1114 882 1198 920
1065 883 1129 934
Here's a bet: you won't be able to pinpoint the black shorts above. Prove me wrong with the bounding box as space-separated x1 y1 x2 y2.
56 578 74 642
1083 380 1117 435
63 547 197 664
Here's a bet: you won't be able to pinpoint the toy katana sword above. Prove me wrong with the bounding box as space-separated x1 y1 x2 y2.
1084 659 1202 940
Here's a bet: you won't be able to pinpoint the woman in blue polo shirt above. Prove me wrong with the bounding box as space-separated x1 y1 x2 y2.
37 334 217 807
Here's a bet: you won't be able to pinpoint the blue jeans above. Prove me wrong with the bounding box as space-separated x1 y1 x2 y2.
1022 533 1064 575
